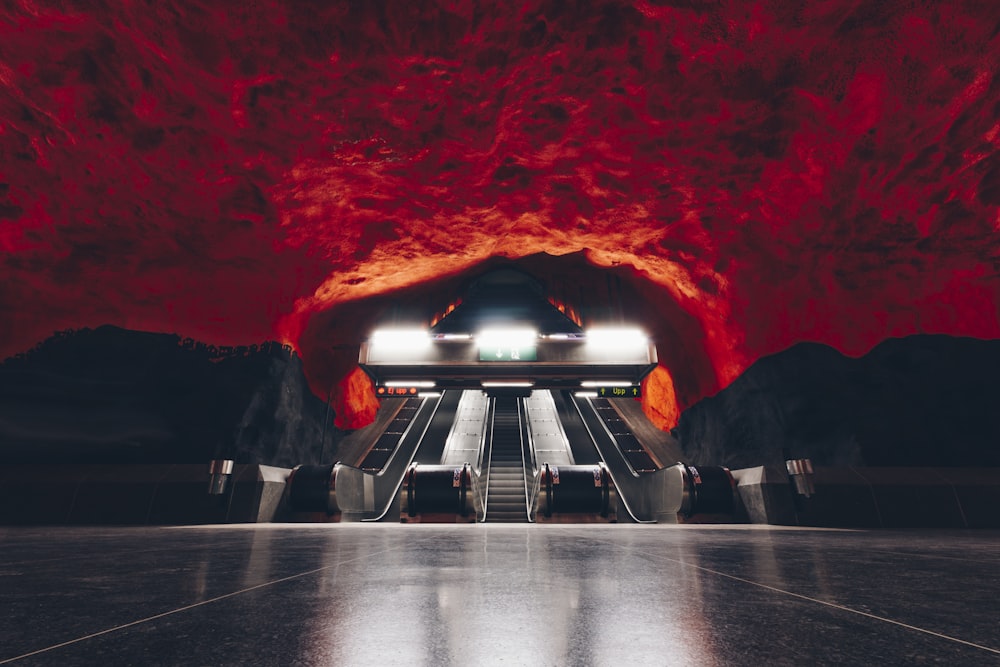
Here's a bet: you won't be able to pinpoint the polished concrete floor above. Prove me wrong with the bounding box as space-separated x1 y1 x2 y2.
0 524 998 666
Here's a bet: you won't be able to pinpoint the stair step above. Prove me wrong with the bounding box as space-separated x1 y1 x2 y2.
485 397 530 523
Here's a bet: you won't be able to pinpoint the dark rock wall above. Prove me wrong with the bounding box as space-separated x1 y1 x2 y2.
675 336 1000 469
0 326 338 466
5 328 999 470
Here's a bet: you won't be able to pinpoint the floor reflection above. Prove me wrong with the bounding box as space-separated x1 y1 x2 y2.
299 526 719 665
6 525 998 665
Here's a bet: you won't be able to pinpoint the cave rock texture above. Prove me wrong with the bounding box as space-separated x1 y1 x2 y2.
675 336 1000 469
2 1 1000 429
0 326 335 466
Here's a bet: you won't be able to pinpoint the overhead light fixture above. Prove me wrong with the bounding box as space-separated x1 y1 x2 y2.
384 380 435 388
481 381 534 388
370 329 431 350
585 327 647 347
574 391 599 398
580 380 634 387
477 328 538 347
417 391 442 398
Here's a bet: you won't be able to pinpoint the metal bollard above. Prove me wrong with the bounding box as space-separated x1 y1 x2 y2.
207 459 235 495
786 458 815 498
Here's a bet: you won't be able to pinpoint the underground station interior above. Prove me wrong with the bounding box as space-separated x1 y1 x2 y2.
4 1 1000 663
3 268 1000 665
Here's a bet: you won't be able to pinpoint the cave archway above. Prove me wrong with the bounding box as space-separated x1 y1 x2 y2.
295 252 720 430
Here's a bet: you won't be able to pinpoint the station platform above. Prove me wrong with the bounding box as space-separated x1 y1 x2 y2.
2 524 998 665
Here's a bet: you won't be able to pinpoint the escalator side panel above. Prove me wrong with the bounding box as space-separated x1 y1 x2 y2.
414 390 465 464
523 390 574 467
440 390 491 467
552 391 601 464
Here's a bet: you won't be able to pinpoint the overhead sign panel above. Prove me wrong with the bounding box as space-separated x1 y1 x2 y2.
594 385 641 398
376 386 421 396
479 345 537 361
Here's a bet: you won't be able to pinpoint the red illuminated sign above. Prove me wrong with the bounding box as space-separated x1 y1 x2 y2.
376 386 420 396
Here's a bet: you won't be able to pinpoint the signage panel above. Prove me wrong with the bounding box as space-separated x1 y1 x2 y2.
479 345 537 361
595 386 641 398
376 386 421 396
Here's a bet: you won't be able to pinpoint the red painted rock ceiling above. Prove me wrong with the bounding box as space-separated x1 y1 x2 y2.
2 1 999 428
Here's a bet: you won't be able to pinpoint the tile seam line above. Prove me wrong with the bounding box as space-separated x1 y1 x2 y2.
555 528 1000 657
0 542 416 665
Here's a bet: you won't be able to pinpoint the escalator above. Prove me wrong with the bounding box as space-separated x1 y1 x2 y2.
480 392 619 523
288 393 443 520
485 396 530 522
570 392 734 522
290 386 731 524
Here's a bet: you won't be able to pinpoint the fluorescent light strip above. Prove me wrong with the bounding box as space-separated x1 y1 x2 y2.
580 380 634 387
477 328 538 346
384 380 435 388
417 392 442 398
481 381 534 388
371 329 431 347
574 391 599 398
585 328 647 345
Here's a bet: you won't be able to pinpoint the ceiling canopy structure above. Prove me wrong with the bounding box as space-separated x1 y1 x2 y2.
2 1 999 428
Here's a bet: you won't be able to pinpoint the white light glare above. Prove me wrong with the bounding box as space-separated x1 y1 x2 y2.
580 380 634 387
417 391 442 398
477 328 538 347
481 381 535 388
371 329 431 349
574 391 599 398
384 380 435 388
585 328 647 347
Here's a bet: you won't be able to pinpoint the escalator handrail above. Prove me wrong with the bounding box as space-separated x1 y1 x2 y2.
519 397 540 522
516 397 536 522
473 396 496 521
569 395 654 524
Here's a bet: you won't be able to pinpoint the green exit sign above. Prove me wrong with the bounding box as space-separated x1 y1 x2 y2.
480 345 537 361
595 386 641 398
